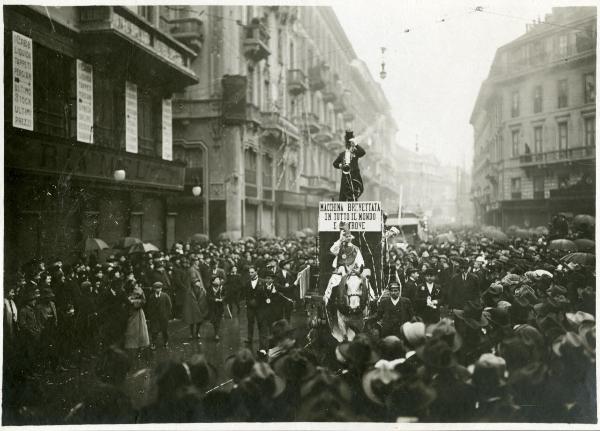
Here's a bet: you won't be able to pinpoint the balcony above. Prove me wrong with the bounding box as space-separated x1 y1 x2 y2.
294 112 320 134
78 6 198 90
322 81 337 103
518 146 595 168
301 175 335 193
309 64 328 91
314 124 333 144
287 69 308 95
243 19 270 63
275 190 306 209
168 17 204 53
334 90 349 113
261 111 301 141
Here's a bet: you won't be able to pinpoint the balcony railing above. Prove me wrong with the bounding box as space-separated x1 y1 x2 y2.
314 124 333 144
518 146 595 167
308 64 327 91
287 69 308 95
243 19 270 62
169 17 204 53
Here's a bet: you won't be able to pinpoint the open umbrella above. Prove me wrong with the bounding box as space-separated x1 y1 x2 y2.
574 238 595 252
560 252 595 266
301 227 315 236
573 214 595 227
514 228 533 239
129 242 160 254
241 236 256 243
535 226 549 235
292 230 307 239
435 233 454 244
84 238 109 252
114 237 142 249
217 231 237 241
485 230 509 243
189 233 210 245
506 225 519 235
548 239 577 252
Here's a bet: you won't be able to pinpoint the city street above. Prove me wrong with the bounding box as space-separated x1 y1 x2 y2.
12 306 310 424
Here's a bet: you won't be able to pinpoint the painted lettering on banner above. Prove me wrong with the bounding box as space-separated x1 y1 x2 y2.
125 81 138 153
76 60 94 143
318 201 382 232
12 32 33 131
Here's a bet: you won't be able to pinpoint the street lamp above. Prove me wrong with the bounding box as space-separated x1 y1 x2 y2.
113 159 126 182
192 177 202 197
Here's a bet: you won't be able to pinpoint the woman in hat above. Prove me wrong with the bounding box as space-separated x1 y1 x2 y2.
123 280 150 359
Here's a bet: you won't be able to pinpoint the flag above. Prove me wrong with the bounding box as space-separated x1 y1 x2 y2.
296 266 310 299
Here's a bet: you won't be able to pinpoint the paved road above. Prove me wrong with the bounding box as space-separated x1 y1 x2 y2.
4 305 310 425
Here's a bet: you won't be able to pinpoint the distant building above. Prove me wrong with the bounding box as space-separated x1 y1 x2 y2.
166 6 399 240
4 6 198 271
470 7 596 229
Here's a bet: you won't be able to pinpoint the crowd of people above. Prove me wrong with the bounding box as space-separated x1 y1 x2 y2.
2 217 597 423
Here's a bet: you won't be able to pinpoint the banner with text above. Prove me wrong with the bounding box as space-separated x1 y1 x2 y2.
12 32 33 131
76 60 94 143
125 81 138 153
318 201 383 232
162 98 172 161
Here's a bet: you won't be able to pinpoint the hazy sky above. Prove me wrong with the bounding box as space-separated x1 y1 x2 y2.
331 0 596 170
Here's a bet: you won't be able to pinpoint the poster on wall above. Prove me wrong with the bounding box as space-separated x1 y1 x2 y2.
12 31 33 131
125 81 138 153
162 98 172 161
76 60 94 143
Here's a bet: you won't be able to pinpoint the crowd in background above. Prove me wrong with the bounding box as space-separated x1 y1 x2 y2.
2 213 597 423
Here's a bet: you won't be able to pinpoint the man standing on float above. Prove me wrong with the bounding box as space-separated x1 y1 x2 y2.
333 131 366 201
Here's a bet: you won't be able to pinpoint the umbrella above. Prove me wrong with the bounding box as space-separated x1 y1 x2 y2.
548 239 577 252
84 238 109 252
506 225 519 235
535 226 549 235
573 214 595 227
217 231 237 241
435 233 452 244
189 233 210 245
560 252 595 266
482 225 501 234
484 230 509 243
114 237 142 249
241 236 256 243
514 228 533 239
574 239 595 252
129 242 160 254
301 227 315 236
292 230 307 239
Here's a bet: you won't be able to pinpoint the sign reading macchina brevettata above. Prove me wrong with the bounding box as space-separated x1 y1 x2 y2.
125 81 138 153
318 201 382 232
76 60 94 143
12 31 33 131
162 98 172 161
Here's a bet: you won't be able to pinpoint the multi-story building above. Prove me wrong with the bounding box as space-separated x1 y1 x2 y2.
4 5 198 271
166 5 399 240
471 7 596 229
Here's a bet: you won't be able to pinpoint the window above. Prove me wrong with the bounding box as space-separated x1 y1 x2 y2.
511 91 520 117
288 165 296 189
277 29 283 64
584 73 595 103
93 71 122 148
511 178 521 200
263 154 273 199
511 129 520 157
247 66 254 105
576 25 596 53
139 6 155 24
584 117 595 147
533 126 543 154
558 79 568 108
137 87 160 156
558 121 568 153
533 85 543 113
33 44 72 138
533 176 545 200
245 149 258 198
558 34 568 56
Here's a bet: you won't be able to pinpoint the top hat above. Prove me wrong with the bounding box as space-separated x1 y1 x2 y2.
344 130 355 145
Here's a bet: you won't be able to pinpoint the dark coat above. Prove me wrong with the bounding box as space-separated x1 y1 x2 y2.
414 282 444 324
446 273 480 310
275 268 296 300
403 278 419 304
149 269 172 291
333 145 366 201
244 278 270 319
18 304 42 339
146 291 172 331
376 296 414 337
